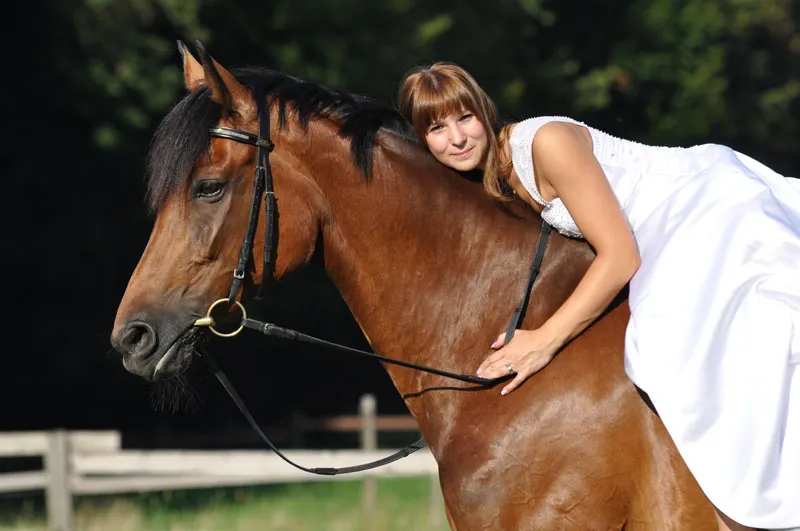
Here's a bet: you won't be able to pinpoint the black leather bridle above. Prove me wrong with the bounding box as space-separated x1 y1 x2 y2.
194 91 553 475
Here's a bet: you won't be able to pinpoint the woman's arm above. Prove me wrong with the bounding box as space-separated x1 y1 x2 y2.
478 121 640 394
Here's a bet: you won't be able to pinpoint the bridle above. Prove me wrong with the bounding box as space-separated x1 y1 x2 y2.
193 89 553 475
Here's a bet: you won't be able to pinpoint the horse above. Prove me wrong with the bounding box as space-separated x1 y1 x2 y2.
111 41 717 529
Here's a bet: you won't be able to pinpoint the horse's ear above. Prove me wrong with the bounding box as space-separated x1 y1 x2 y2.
178 40 206 92
193 39 256 121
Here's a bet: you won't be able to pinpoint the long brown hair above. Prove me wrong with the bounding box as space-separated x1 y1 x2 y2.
398 63 513 200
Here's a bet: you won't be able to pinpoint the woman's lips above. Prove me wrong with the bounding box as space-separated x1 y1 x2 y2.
452 147 474 158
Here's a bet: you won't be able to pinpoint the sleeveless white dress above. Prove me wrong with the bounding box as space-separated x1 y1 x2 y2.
510 117 800 529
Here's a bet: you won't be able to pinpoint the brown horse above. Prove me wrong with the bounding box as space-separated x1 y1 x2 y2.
111 41 716 529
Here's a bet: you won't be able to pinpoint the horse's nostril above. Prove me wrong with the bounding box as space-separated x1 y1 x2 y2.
122 326 143 347
119 321 157 359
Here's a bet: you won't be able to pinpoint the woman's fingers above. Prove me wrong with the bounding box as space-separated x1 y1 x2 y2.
501 371 529 395
491 332 507 349
478 332 519 375
476 348 509 375
476 328 556 392
500 355 552 395
479 348 528 378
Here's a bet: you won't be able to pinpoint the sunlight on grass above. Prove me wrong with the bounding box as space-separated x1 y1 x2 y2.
0 476 449 531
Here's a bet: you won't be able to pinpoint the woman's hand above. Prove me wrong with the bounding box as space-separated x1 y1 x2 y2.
477 329 559 395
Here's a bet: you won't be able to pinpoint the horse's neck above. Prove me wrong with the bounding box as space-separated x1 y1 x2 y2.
306 127 592 382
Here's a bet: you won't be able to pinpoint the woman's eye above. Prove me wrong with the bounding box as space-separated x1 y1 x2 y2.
429 124 443 133
193 180 227 199
459 113 474 122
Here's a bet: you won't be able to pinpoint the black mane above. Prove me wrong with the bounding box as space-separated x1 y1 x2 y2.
146 67 417 212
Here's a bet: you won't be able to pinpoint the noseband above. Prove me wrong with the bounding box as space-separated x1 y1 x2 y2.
194 90 553 475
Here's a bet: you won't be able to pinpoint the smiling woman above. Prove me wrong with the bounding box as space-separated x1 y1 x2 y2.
110 40 719 529
398 62 506 186
424 112 487 171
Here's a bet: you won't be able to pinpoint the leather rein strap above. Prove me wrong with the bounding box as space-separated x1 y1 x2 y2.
202 92 553 475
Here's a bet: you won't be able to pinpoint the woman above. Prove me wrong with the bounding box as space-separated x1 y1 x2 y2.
398 62 800 531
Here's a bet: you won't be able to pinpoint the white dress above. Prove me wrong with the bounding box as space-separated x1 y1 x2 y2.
510 117 800 529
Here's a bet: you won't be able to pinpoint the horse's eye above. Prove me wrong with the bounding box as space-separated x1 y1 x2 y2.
192 180 227 200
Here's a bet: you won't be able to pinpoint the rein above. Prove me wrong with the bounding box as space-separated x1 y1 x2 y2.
195 92 553 475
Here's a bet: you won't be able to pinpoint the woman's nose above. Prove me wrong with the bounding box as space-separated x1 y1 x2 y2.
448 125 466 145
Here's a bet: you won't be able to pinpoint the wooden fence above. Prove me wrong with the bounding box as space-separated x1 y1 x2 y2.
0 394 441 531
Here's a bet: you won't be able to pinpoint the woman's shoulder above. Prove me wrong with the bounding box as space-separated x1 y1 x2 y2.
510 116 589 144
507 116 592 189
510 116 594 155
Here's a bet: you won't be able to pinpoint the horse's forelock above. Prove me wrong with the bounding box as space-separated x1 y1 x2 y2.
146 88 220 214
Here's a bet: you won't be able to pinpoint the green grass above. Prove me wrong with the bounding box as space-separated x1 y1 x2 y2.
0 476 449 531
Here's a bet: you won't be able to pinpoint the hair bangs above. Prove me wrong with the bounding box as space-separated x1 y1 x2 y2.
410 77 481 141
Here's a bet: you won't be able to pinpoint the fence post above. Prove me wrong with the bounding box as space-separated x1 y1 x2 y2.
45 429 73 531
359 394 377 529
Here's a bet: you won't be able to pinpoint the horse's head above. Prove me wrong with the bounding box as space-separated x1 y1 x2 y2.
111 41 534 384
111 42 330 380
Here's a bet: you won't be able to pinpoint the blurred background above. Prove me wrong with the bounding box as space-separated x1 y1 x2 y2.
7 0 799 529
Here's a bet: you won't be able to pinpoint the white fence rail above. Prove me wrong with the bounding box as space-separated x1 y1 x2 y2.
0 394 441 531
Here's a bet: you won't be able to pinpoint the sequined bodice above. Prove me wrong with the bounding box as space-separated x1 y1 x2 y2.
509 116 688 238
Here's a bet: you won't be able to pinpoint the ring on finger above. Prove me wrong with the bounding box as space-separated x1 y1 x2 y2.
505 363 514 374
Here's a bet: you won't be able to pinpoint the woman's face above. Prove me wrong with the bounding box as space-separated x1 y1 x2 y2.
424 110 488 171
